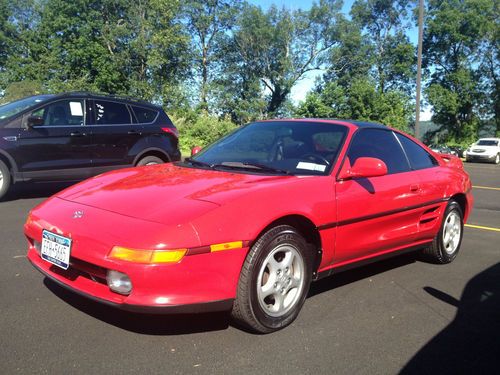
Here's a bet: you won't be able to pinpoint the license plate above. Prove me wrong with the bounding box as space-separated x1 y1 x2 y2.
41 230 72 270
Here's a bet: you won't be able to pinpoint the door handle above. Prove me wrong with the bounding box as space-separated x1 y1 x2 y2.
127 130 141 135
70 132 87 137
410 184 420 192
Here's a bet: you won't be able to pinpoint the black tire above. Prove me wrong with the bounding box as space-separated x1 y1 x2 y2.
494 154 499 165
231 225 313 333
136 156 164 166
0 160 11 201
422 200 463 264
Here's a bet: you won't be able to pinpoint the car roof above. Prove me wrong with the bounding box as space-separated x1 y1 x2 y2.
257 118 388 130
51 92 161 109
478 138 500 141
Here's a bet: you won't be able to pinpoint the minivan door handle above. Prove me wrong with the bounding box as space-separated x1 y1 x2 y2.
410 184 420 192
127 130 141 135
70 132 87 137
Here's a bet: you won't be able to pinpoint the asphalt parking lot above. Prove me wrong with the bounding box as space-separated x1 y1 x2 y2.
1 162 498 374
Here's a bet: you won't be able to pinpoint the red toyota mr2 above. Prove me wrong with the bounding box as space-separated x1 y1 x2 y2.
25 119 473 333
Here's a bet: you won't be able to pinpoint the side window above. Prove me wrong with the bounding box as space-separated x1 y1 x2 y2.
94 100 131 125
347 129 410 174
31 100 84 126
131 106 158 123
396 133 438 170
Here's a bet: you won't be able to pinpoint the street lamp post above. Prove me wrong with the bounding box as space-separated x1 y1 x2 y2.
415 0 424 139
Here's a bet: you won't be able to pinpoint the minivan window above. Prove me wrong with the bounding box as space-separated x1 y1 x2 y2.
132 106 158 123
31 100 84 126
0 95 54 121
94 100 131 125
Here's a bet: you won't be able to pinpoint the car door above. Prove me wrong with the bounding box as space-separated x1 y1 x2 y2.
395 133 450 242
15 98 92 180
88 99 142 171
334 128 422 265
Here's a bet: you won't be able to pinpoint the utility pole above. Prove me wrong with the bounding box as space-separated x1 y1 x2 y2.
415 0 424 139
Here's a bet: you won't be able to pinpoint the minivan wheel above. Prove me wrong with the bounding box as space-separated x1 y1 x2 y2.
136 156 164 166
0 160 12 201
494 154 499 164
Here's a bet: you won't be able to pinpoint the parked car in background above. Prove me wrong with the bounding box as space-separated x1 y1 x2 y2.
0 92 180 200
26 119 473 333
449 146 466 158
465 138 500 164
429 144 454 155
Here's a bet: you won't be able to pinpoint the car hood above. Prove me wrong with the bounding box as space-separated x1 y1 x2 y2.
57 163 293 226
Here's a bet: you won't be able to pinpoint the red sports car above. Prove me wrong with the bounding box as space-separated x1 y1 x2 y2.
25 119 473 333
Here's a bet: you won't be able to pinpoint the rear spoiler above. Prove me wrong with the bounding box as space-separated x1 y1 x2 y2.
438 153 463 169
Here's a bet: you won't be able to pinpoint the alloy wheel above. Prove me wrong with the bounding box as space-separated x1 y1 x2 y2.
256 244 305 317
443 210 461 254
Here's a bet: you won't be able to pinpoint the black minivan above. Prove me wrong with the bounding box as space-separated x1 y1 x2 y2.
0 92 180 199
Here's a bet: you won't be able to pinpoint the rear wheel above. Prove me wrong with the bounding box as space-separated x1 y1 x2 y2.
231 225 313 333
0 160 11 201
136 155 164 166
422 200 463 264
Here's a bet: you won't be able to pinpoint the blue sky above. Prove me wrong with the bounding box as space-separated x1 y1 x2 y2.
247 0 430 119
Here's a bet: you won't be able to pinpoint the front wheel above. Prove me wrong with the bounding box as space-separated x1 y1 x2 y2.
0 160 11 201
494 154 499 164
136 155 164 166
422 200 463 264
231 225 313 333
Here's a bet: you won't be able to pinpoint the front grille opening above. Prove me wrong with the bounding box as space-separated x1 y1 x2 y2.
49 257 108 286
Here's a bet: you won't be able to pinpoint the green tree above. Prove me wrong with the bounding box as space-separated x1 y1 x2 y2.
223 1 344 117
423 0 496 142
324 18 374 88
296 78 412 130
1 0 190 107
0 0 41 89
182 0 241 110
350 0 415 94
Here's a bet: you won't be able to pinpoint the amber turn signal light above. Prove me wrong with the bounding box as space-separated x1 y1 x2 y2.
108 246 187 264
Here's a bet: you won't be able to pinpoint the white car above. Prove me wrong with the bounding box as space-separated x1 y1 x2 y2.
465 138 500 164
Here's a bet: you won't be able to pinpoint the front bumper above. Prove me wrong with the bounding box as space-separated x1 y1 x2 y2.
27 244 246 313
466 153 496 161
28 256 233 314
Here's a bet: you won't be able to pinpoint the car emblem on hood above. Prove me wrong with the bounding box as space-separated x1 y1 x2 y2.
73 210 84 219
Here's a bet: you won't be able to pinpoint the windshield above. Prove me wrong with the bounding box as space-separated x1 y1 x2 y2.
476 140 498 146
186 121 348 176
0 95 54 121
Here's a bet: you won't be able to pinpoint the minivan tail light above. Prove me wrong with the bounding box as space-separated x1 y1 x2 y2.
161 127 179 138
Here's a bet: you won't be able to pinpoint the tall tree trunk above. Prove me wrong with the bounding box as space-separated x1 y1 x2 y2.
201 45 208 110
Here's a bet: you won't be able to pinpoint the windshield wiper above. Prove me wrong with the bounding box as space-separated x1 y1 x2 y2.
184 157 214 169
212 161 291 175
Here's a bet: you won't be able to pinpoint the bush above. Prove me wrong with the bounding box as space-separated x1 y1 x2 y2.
170 111 238 154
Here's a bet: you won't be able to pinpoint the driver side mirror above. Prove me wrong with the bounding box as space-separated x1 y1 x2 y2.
27 115 44 128
338 157 388 180
191 146 202 156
